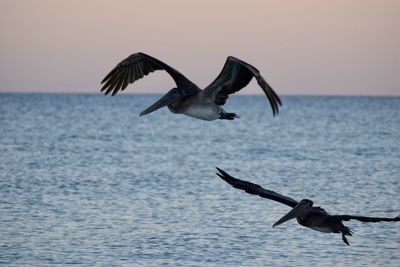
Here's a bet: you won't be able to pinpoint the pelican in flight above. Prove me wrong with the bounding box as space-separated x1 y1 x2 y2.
216 168 399 246
101 52 281 120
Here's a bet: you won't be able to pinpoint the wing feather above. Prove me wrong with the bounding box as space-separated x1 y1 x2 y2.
112 69 126 94
216 168 298 207
127 66 133 84
101 52 200 96
203 57 282 116
331 214 400 223
120 70 130 92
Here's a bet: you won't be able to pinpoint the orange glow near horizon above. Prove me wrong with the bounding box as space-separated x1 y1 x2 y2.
0 0 399 95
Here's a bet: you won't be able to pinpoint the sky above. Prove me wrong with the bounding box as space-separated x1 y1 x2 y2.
0 0 399 95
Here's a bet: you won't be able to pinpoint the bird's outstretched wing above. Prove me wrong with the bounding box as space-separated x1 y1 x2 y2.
216 168 298 207
101 52 199 96
203 56 281 116
331 214 400 223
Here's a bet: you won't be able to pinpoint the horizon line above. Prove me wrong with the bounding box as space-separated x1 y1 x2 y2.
1 91 399 97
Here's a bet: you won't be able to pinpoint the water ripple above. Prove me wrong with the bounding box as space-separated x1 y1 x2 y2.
0 94 399 266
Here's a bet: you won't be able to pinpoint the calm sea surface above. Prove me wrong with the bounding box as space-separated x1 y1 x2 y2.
0 94 399 266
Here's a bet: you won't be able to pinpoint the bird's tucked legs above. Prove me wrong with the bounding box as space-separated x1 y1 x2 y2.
340 225 352 246
219 112 240 120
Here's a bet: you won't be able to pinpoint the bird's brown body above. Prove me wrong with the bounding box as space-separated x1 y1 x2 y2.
101 53 281 120
216 168 399 246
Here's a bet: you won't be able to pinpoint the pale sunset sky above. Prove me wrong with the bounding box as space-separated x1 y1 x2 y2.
0 0 399 95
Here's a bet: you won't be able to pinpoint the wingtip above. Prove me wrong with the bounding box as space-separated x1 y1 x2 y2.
216 168 224 177
272 220 282 228
216 167 229 177
100 84 108 92
216 167 231 180
139 110 149 117
277 96 282 106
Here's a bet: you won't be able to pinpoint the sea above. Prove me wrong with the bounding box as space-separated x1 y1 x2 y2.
0 93 399 266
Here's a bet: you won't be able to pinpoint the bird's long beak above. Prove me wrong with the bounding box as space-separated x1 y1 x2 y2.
139 89 181 117
273 205 308 228
139 95 170 116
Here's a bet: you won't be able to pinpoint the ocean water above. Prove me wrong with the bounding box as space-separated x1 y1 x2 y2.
0 93 399 266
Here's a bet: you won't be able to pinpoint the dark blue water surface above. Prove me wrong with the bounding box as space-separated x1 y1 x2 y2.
0 94 399 266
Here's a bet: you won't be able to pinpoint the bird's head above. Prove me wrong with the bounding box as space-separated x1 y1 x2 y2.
298 199 314 208
272 199 314 228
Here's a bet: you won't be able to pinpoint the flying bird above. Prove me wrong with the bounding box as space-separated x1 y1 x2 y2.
101 52 281 121
216 168 399 246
